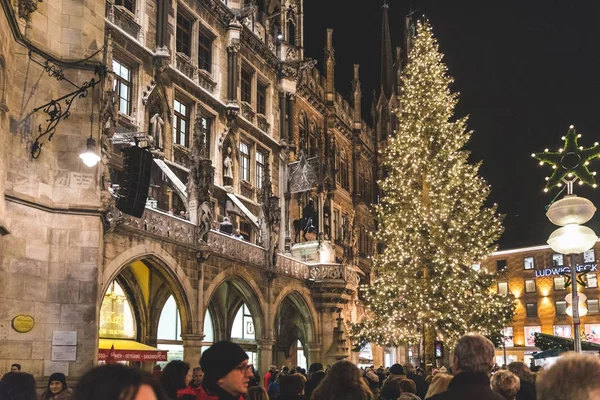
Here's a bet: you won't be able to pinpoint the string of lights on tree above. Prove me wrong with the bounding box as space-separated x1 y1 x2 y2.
349 21 515 350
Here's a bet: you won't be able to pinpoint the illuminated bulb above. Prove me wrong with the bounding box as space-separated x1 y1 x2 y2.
531 153 536 157
580 146 584 150
557 183 563 187
579 181 584 185
594 172 598 176
570 125 574 129
539 161 544 165
568 173 573 177
544 188 549 192
578 134 582 138
594 184 598 188
545 177 550 181
559 149 564 153
595 142 599 146
552 165 557 169
562 136 566 140
586 161 590 165
545 148 549 152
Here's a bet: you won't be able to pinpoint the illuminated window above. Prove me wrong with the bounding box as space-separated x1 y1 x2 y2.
99 281 136 339
157 295 183 362
526 303 538 318
588 299 599 314
296 340 306 370
588 273 598 288
525 279 536 293
502 327 514 347
112 60 132 116
555 300 567 315
552 254 564 266
554 276 566 291
497 282 508 295
231 303 255 340
553 325 572 338
584 249 595 263
523 256 534 270
471 263 481 272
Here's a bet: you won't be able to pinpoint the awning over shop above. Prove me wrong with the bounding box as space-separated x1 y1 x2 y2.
98 339 168 362
226 193 260 229
154 158 188 203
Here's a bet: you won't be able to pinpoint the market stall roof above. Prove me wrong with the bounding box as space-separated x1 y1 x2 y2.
533 332 600 357
98 339 168 362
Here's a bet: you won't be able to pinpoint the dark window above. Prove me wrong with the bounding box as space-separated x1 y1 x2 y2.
239 142 250 182
555 301 567 315
333 210 340 242
198 29 213 72
176 13 192 56
287 21 296 45
115 0 134 12
256 151 266 189
364 170 372 203
525 279 536 293
359 166 365 200
198 114 211 151
496 259 507 272
340 150 349 190
241 68 253 104
308 125 317 158
298 114 307 154
173 99 189 147
112 60 132 116
526 303 538 318
257 81 267 115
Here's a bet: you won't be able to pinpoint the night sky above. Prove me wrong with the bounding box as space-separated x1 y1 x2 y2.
303 1 600 249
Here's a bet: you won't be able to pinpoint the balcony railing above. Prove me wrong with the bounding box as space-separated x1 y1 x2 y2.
175 52 196 81
207 230 265 267
120 206 196 245
257 114 270 133
309 263 361 286
105 1 141 40
276 254 310 280
240 101 255 123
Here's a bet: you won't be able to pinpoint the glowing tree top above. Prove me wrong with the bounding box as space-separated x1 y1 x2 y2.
532 125 600 193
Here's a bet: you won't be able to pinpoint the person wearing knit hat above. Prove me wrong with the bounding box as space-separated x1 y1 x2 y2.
39 372 73 400
198 340 253 400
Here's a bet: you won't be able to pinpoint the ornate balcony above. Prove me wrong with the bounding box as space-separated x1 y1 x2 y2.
240 180 255 201
105 1 141 40
308 263 362 310
118 206 196 245
175 52 196 81
197 69 217 93
207 230 265 267
240 101 255 123
257 113 270 133
276 254 310 280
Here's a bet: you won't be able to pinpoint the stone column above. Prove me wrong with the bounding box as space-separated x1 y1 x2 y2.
279 91 287 141
284 192 291 252
226 21 242 104
182 334 206 368
306 343 322 366
257 339 276 375
287 93 295 146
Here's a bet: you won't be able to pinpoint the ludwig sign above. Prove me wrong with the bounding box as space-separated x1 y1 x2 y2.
534 263 598 278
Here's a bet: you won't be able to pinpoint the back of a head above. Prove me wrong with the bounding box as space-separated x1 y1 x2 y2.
279 373 305 395
507 361 534 384
490 370 520 400
398 379 416 394
312 361 372 400
536 353 600 400
380 379 401 400
308 362 324 374
453 333 495 375
403 363 416 375
0 372 37 400
73 364 167 400
247 386 269 400
424 373 453 399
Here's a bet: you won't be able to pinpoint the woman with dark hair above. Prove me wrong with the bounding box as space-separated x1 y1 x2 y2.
278 373 307 400
38 373 73 400
159 360 194 400
72 364 167 400
311 361 373 400
0 372 37 400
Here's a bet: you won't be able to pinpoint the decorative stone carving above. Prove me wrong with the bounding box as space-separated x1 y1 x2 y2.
149 113 164 150
207 231 265 266
18 0 40 20
275 254 310 280
118 207 196 245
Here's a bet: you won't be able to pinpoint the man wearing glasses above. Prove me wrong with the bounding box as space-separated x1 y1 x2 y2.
198 341 254 400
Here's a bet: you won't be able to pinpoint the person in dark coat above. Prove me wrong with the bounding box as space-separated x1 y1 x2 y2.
278 374 307 400
0 372 37 400
428 334 505 400
39 372 73 400
507 362 536 400
304 363 325 400
403 363 428 400
219 217 233 235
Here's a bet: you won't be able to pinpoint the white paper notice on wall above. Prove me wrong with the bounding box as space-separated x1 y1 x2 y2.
52 345 77 361
52 331 77 346
44 361 69 376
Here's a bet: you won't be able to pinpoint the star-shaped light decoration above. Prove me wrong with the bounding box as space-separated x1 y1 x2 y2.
532 125 600 192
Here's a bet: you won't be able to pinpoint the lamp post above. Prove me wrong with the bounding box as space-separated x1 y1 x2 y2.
533 125 600 354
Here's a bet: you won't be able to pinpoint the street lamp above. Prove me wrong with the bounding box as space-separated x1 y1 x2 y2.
533 125 600 354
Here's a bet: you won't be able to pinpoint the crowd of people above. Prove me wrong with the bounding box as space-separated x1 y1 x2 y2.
1 334 600 400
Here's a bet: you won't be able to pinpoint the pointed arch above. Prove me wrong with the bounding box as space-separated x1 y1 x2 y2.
272 287 318 345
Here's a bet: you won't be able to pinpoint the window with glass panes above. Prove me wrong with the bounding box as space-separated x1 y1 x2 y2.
112 60 132 116
525 279 536 293
526 303 538 318
333 210 340 241
173 99 189 147
497 282 508 295
176 13 192 56
198 29 212 72
496 259 507 272
256 151 266 189
239 142 250 182
198 115 211 150
554 276 566 291
588 299 599 314
115 0 134 12
257 81 267 115
523 256 535 270
340 150 349 189
231 303 255 340
588 273 598 288
555 300 567 315
241 68 252 104
552 253 564 266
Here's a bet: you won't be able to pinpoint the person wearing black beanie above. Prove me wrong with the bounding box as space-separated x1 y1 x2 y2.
39 372 73 400
198 340 253 400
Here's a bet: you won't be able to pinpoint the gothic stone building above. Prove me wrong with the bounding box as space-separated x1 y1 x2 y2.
0 0 406 378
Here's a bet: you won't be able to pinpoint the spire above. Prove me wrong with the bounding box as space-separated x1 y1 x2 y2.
380 1 394 100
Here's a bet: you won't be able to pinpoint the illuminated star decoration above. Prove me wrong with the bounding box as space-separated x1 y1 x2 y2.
532 125 600 192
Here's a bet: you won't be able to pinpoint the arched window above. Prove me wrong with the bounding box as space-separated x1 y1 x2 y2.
99 280 136 339
335 147 341 185
287 20 296 46
296 340 307 370
202 310 214 355
308 122 317 158
298 113 308 155
340 150 349 190
231 303 257 365
157 295 183 362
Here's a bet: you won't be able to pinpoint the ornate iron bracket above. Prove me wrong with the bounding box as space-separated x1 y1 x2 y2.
30 78 101 159
29 51 80 88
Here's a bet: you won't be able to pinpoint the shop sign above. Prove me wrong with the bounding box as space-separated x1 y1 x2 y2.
99 291 135 339
12 315 34 333
534 263 597 278
98 349 168 362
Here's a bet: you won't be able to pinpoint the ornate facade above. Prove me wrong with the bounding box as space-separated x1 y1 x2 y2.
0 0 405 378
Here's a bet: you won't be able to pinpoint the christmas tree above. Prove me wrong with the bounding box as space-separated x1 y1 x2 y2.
350 21 515 360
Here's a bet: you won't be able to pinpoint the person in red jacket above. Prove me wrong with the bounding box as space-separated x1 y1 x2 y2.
197 341 254 400
263 365 277 390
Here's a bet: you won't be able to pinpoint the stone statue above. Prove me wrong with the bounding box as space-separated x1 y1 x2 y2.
269 223 279 267
198 201 212 243
150 113 164 149
223 147 234 184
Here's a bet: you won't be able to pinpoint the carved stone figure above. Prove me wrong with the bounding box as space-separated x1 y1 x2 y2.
223 147 234 185
198 201 212 243
150 113 164 149
100 129 114 191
